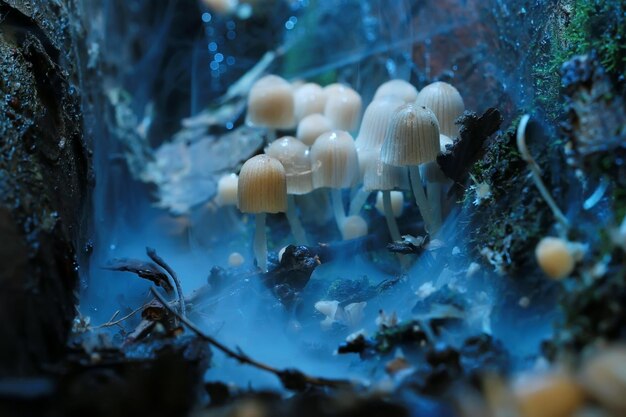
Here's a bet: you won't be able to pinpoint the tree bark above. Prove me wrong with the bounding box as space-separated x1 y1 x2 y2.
0 0 91 376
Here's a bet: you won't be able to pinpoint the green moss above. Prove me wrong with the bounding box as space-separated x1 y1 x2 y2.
533 0 626 118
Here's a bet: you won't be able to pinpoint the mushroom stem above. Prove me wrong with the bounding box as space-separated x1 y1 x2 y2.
330 188 347 233
516 114 569 228
408 166 437 234
254 213 268 272
286 194 308 245
427 182 442 233
349 186 371 216
382 190 401 242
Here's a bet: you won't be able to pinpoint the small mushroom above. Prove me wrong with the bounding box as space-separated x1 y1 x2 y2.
535 237 585 279
323 84 362 132
580 346 626 413
375 190 404 218
246 75 295 142
215 173 239 206
296 113 333 146
381 103 440 234
238 155 287 272
350 98 404 216
341 215 368 240
415 81 464 138
512 372 585 417
374 79 418 103
293 82 326 121
265 136 313 245
310 130 359 236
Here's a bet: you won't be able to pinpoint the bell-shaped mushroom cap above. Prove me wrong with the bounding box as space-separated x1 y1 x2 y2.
237 154 287 214
381 104 440 167
355 98 404 178
246 75 295 129
310 130 359 189
296 113 332 146
216 173 239 206
293 83 325 121
265 136 313 195
355 98 405 152
324 85 362 131
415 81 464 138
363 155 409 192
421 135 453 183
374 79 418 103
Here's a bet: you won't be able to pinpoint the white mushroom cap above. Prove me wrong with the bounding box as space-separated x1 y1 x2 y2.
265 136 313 195
216 173 239 206
310 130 359 189
375 191 404 217
201 0 238 14
381 104 440 167
237 154 287 214
246 75 295 129
341 215 368 240
324 84 362 131
355 98 405 177
374 79 418 103
415 81 464 138
363 155 409 191
296 113 333 146
293 83 325 121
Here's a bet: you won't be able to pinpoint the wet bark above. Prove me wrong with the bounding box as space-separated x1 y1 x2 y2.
0 0 91 376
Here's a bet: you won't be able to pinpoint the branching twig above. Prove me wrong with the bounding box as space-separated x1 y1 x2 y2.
150 287 353 391
91 306 144 329
146 247 186 317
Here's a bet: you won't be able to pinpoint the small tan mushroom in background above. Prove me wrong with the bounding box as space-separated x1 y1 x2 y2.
350 97 404 216
375 191 404 218
293 82 326 121
535 237 585 279
296 113 333 146
512 372 585 417
415 81 465 138
238 154 287 272
246 75 295 142
580 345 626 413
265 136 313 245
215 173 239 206
323 84 362 132
341 215 368 240
374 79 418 103
310 130 359 237
228 252 245 267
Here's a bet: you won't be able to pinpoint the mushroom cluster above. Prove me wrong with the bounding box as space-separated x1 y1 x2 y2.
235 75 466 271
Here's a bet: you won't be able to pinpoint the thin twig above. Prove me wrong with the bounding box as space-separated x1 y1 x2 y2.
516 114 569 228
150 287 353 391
91 306 144 329
146 247 186 317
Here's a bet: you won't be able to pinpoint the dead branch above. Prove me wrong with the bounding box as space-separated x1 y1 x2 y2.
146 247 186 318
150 287 353 391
